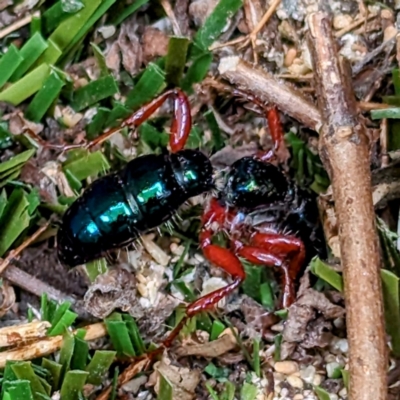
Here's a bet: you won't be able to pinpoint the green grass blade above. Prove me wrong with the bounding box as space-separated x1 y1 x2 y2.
371 107 400 120
41 358 62 390
71 75 119 111
59 370 89 400
0 45 23 88
85 258 108 282
122 314 146 355
71 337 89 371
61 0 116 59
91 43 109 77
125 63 166 109
10 32 48 81
105 319 135 357
86 107 110 139
314 386 331 400
193 0 242 51
49 0 101 52
0 189 30 257
63 150 110 181
0 64 50 105
25 72 65 122
11 362 47 399
181 51 212 92
240 383 258 400
381 269 400 356
110 0 149 26
2 380 34 400
157 373 173 400
165 37 190 87
310 257 344 292
0 149 35 174
86 350 116 385
59 330 75 378
210 320 225 341
48 310 78 336
35 39 63 66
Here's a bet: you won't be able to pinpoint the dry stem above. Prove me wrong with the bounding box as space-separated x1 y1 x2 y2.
218 56 322 131
0 322 106 368
0 321 51 348
308 12 387 400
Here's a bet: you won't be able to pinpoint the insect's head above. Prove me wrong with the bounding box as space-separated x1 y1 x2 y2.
171 149 214 197
224 157 288 209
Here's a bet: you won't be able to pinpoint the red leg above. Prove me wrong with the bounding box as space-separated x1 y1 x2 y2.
234 232 305 308
163 199 246 347
25 89 192 154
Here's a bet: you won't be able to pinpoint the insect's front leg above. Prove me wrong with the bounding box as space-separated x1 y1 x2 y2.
162 198 246 348
233 232 305 308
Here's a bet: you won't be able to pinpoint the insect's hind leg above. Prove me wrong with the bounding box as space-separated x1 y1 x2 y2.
24 89 192 154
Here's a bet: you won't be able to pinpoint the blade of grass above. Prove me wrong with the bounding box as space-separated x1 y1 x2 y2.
59 370 89 400
11 362 47 399
86 107 110 139
48 310 78 336
193 0 242 51
0 189 30 257
41 359 62 390
181 51 212 92
25 71 65 122
0 45 23 88
10 32 48 81
34 39 63 66
59 330 75 378
63 150 110 181
2 380 34 400
85 258 108 282
314 386 331 400
381 269 400 356
42 1 80 35
310 257 344 292
240 383 258 400
0 149 35 174
86 350 116 385
122 315 146 355
91 43 109 77
71 75 119 112
204 109 224 151
157 373 173 400
48 0 101 52
110 0 149 26
371 107 400 120
125 62 166 109
0 63 50 105
393 69 400 96
210 320 225 341
105 317 135 357
165 37 190 87
30 15 42 35
61 0 117 59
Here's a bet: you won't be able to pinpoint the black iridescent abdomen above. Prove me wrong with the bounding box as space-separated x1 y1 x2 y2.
58 149 213 267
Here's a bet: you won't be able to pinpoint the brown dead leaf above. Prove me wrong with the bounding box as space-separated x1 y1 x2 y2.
189 0 218 27
142 27 169 64
175 329 238 358
84 268 137 319
152 356 201 400
0 281 15 318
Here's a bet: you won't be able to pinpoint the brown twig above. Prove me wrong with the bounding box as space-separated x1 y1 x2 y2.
0 322 106 368
334 12 378 38
308 12 387 400
0 11 40 39
218 56 322 131
3 264 87 317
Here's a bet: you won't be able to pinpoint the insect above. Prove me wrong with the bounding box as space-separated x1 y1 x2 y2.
55 89 214 267
162 91 326 347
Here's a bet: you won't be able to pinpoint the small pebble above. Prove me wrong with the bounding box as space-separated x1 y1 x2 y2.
333 14 353 30
384 26 397 42
300 366 316 384
329 394 339 400
280 388 289 397
274 361 299 375
284 48 297 67
326 362 343 378
312 373 322 386
287 375 304 389
293 395 304 400
274 384 282 394
338 387 347 397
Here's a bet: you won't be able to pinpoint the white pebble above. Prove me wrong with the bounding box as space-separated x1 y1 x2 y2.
274 361 299 375
274 384 281 394
293 395 304 400
300 366 316 383
280 388 289 397
287 375 304 389
312 373 322 386
329 394 339 400
338 387 347 398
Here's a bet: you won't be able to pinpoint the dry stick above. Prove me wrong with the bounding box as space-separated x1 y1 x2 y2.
0 322 106 368
0 320 51 348
3 264 87 317
308 13 387 400
0 11 40 40
218 56 322 132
